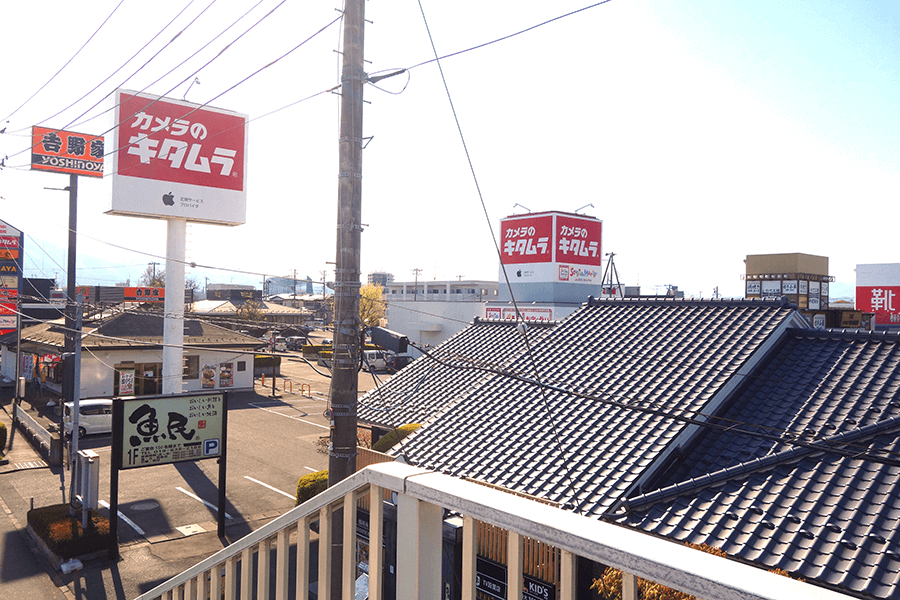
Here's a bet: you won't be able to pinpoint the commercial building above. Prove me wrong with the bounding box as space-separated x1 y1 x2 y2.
743 253 867 329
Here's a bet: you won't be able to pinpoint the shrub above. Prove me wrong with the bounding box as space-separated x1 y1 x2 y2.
296 469 329 505
372 423 421 453
0 421 7 451
27 503 111 559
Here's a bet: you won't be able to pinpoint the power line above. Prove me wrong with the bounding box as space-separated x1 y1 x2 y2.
11 0 208 135
407 1 614 72
0 0 126 123
403 340 900 469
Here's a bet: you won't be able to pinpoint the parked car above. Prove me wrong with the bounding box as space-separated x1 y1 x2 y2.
64 399 113 437
386 353 414 372
286 336 307 351
362 350 388 372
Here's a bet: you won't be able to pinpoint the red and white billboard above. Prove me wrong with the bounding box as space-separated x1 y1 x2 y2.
857 264 900 325
500 211 602 286
501 214 553 264
108 90 248 226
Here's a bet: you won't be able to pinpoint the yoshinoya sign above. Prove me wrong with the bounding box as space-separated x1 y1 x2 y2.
117 393 224 469
108 89 248 226
31 126 105 177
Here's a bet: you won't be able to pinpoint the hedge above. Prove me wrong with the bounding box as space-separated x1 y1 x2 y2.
0 421 6 451
296 469 329 505
372 423 421 453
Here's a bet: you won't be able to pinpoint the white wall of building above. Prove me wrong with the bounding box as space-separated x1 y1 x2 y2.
385 301 488 357
2 345 255 398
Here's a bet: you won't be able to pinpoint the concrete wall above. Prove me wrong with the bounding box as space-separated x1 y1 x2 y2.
385 301 487 357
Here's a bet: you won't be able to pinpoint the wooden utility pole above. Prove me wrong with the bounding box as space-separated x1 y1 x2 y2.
328 0 365 486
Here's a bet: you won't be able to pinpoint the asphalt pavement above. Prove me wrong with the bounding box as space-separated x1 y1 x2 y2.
0 350 383 600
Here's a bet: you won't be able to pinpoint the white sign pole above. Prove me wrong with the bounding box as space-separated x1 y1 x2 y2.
163 218 186 395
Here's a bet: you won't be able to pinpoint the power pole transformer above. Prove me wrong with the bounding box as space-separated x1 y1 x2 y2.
328 0 365 486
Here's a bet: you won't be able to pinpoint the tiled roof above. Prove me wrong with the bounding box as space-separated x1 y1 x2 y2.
10 312 262 350
391 298 803 518
357 318 556 429
616 329 900 599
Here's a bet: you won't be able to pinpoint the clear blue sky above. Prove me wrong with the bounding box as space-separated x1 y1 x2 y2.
0 1 897 299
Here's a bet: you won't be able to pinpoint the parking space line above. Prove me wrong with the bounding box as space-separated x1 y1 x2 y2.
176 487 233 520
99 500 146 536
244 476 295 499
249 403 329 430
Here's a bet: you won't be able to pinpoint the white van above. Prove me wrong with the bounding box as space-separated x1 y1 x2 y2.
363 350 388 372
64 399 113 437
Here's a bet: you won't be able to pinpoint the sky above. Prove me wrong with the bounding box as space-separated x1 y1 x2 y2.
0 0 898 300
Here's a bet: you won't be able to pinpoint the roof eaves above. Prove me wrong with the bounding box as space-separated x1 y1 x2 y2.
612 413 900 519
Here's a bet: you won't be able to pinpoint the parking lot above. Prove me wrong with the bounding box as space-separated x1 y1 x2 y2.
3 347 387 545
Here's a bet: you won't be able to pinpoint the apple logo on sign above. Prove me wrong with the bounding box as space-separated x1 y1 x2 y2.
162 192 175 206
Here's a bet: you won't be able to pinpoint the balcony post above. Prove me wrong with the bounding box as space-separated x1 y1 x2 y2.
296 518 310 600
319 506 333 600
462 515 478 600
369 485 384 600
508 531 523 600
258 538 271 600
397 493 442 599
623 572 638 600
276 529 289 600
560 550 576 600
343 491 358 598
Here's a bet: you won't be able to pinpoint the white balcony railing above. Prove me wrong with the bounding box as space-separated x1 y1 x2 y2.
135 461 852 600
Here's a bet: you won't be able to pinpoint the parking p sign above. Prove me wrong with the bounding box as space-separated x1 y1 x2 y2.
203 438 220 456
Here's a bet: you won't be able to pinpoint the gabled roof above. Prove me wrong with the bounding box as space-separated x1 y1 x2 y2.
614 329 900 599
6 311 263 351
357 318 557 428
384 298 804 518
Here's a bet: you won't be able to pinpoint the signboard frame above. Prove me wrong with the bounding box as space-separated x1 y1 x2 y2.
30 126 104 178
0 220 24 336
109 392 229 557
108 89 248 226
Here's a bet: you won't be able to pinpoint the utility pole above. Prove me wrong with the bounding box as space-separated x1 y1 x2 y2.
148 261 160 285
412 268 422 301
328 0 365 486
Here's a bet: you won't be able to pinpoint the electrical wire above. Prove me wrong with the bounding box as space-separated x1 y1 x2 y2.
14 0 206 135
415 0 588 511
0 0 126 124
3 0 292 165
406 1 614 72
403 340 900 468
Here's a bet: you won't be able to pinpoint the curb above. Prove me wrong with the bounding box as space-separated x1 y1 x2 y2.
25 523 109 571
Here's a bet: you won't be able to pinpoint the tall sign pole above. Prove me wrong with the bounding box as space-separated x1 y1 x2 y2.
329 0 365 485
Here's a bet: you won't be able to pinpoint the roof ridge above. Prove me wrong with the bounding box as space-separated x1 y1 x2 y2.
586 296 794 309
612 413 900 517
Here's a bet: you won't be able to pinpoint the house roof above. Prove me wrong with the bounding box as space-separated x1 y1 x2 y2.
357 318 557 429
189 299 311 315
613 328 900 599
380 298 805 519
5 311 264 351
